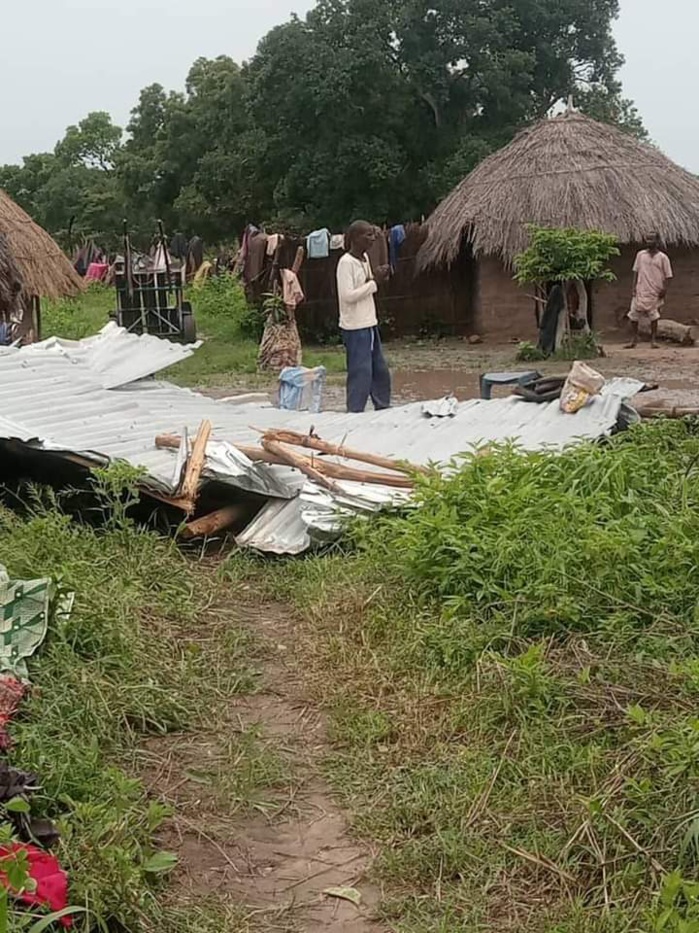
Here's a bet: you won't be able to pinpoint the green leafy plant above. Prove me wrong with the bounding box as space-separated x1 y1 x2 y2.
91 462 147 531
261 291 290 326
513 225 620 285
515 340 546 362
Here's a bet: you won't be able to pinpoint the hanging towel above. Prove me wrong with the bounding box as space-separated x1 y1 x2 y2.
330 233 345 251
267 233 283 257
280 269 305 309
389 225 406 272
306 229 331 259
367 227 389 273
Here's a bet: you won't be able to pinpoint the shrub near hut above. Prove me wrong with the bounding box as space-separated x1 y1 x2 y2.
514 225 619 357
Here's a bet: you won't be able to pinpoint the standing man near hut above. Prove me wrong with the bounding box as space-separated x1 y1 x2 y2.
336 221 391 412
626 233 673 349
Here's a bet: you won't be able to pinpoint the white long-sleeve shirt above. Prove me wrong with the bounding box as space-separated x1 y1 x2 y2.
336 252 378 330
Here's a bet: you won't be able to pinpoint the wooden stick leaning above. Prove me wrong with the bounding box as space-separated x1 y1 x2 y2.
261 438 342 493
155 434 414 489
260 428 430 475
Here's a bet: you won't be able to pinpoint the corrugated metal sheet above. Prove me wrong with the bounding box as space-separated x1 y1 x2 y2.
0 338 643 553
9 323 200 389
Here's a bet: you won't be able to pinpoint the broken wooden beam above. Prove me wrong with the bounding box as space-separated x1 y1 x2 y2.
162 419 212 514
260 429 430 475
180 505 247 539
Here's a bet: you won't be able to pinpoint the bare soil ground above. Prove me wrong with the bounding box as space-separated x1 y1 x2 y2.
202 336 699 411
140 601 384 932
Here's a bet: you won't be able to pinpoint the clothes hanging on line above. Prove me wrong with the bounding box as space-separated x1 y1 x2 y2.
307 229 331 259
389 225 406 272
280 269 304 309
330 234 345 251
367 228 389 274
267 234 283 257
244 232 268 283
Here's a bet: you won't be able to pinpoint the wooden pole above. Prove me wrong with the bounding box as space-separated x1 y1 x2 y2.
261 438 342 493
155 434 413 488
164 420 212 514
180 505 246 538
261 429 429 475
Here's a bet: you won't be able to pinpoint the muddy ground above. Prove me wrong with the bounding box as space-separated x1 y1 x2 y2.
204 336 699 412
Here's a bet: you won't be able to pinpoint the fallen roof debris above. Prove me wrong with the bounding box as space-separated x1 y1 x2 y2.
0 326 643 553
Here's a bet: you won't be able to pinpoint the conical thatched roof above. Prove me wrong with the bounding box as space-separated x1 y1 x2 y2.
0 189 82 299
0 234 23 314
418 112 699 270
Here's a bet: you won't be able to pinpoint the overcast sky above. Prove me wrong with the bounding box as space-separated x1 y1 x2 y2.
1 0 696 169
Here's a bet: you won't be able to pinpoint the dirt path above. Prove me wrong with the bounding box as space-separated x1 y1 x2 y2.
141 602 384 932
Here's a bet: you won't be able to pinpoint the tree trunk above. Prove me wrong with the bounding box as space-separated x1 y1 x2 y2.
554 286 570 351
574 280 590 333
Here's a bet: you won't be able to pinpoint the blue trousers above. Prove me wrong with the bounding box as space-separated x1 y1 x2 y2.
341 326 392 413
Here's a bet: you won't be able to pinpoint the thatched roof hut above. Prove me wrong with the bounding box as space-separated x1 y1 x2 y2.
0 189 82 300
418 112 699 270
0 234 23 315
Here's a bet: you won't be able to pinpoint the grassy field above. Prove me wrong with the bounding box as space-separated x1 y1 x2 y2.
42 279 346 388
229 418 699 933
0 472 287 932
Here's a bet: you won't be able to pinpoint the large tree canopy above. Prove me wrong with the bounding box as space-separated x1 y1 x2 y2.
0 0 642 248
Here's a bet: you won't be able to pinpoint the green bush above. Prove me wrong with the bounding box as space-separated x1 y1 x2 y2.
191 274 262 340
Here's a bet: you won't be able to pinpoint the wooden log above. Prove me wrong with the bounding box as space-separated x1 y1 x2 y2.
638 318 695 346
261 429 430 475
292 246 305 276
155 434 413 487
262 438 342 493
180 505 247 539
638 406 699 419
165 420 212 514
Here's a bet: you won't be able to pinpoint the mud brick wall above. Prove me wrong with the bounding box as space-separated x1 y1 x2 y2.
473 257 536 341
473 246 699 342
593 246 699 333
250 226 475 340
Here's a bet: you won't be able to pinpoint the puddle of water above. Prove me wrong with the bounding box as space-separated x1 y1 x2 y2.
392 369 480 401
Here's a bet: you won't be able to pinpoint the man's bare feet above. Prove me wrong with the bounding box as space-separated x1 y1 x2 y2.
624 343 638 350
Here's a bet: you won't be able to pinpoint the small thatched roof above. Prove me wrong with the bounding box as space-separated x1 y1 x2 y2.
418 112 699 270
0 189 82 299
0 234 23 315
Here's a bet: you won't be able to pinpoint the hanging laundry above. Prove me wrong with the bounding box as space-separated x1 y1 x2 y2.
169 233 188 261
330 234 346 251
367 227 389 273
389 225 406 272
280 269 304 309
306 229 331 260
234 224 258 278
244 232 268 284
186 237 205 277
0 844 72 927
85 263 109 283
266 234 283 257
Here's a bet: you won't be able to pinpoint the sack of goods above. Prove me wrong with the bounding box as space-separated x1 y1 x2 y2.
560 361 605 414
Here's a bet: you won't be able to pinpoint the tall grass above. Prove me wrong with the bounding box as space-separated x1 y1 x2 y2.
233 419 699 932
0 483 262 932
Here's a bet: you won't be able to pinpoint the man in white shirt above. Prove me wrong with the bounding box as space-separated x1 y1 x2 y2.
626 232 673 349
336 221 391 412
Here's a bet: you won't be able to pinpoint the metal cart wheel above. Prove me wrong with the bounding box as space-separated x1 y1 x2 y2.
181 302 197 343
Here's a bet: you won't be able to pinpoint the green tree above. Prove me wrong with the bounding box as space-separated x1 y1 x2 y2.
55 111 123 171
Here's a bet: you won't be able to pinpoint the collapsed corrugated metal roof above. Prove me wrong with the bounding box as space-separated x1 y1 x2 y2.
6 322 201 389
0 326 643 554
